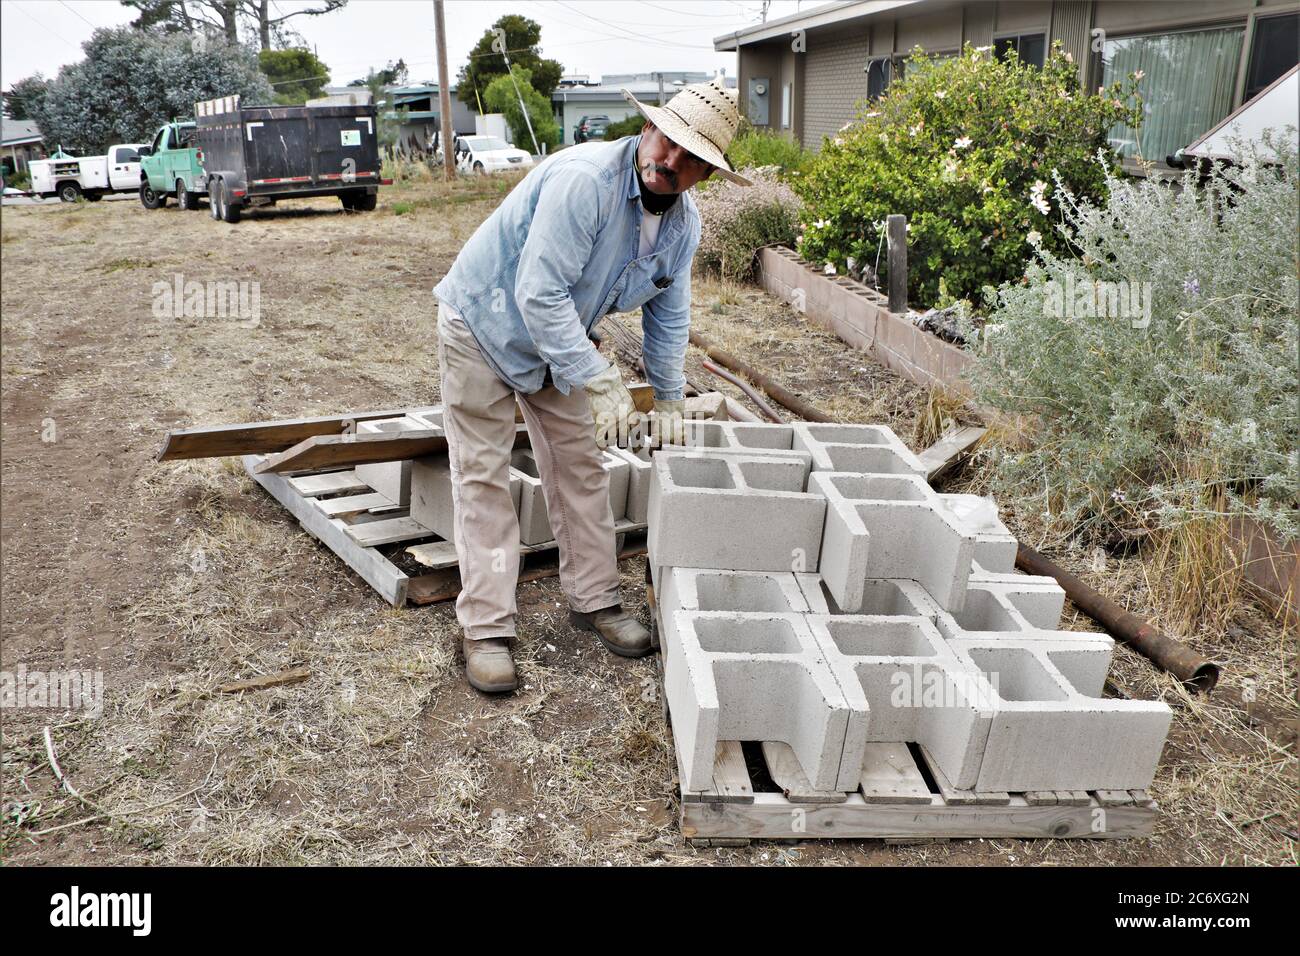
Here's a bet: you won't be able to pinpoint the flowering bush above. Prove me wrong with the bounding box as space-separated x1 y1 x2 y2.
964 133 1299 552
795 42 1143 307
726 128 812 179
693 165 802 281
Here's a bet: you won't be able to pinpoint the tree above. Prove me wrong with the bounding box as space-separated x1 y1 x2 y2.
348 59 407 88
121 0 347 51
259 48 329 104
29 27 273 154
457 15 561 112
3 75 51 121
482 66 560 153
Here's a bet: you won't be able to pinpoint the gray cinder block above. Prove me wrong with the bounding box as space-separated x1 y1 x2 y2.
661 609 864 792
354 415 430 505
792 422 927 476
647 451 826 573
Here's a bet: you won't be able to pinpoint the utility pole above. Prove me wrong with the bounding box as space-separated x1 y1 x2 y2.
657 71 665 106
434 0 456 181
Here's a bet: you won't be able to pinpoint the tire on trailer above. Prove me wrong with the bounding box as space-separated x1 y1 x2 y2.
139 181 165 209
221 188 241 224
339 193 355 211
208 179 223 220
352 192 377 212
57 181 82 203
177 179 200 211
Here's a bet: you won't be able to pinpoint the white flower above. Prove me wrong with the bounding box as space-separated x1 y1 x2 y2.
1026 229 1042 246
1028 179 1050 216
909 122 923 137
824 262 837 275
1133 69 1145 81
935 90 947 99
953 136 972 150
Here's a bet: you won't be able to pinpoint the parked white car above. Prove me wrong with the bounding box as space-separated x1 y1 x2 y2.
452 135 534 174
29 144 148 202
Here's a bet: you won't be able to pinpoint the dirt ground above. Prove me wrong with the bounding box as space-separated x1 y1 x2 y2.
1 175 1294 866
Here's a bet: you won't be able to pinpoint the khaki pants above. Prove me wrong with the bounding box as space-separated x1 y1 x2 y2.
437 301 621 640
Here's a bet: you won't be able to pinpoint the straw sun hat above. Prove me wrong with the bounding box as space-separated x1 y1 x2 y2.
621 78 752 187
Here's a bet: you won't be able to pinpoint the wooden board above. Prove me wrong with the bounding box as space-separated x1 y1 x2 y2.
315 492 397 518
681 741 755 804
858 742 933 804
158 406 441 461
256 429 458 475
405 518 646 569
243 455 408 606
287 471 370 498
918 745 1011 806
917 425 988 482
760 741 848 804
680 793 1155 841
344 516 436 548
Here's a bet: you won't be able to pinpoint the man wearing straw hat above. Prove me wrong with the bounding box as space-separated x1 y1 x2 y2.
433 78 750 693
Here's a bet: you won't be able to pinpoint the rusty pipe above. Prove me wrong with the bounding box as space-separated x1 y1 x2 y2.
1015 543 1221 693
701 360 784 423
689 330 835 423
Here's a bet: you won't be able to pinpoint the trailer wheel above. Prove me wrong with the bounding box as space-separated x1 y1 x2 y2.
139 182 166 209
221 193 241 224
342 192 376 212
58 181 83 203
177 180 200 211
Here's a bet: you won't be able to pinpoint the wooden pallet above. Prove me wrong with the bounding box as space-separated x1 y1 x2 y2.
244 455 646 606
646 566 1158 845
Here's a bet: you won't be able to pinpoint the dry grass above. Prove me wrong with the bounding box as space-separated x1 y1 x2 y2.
1 178 1294 867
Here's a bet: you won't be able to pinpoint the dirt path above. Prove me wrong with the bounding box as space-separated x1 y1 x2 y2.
1 178 1292 865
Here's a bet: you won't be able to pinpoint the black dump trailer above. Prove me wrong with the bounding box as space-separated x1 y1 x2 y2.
195 94 389 223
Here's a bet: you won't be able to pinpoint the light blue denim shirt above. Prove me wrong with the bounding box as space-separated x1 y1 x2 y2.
433 134 700 401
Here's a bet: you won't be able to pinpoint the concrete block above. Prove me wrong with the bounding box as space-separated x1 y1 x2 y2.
806 614 994 789
682 420 813 470
607 446 652 523
647 451 826 573
967 562 1066 630
810 471 977 614
661 609 863 792
660 567 810 616
940 494 1018 572
354 416 429 505
410 455 523 544
947 637 1172 791
510 448 631 544
792 422 927 476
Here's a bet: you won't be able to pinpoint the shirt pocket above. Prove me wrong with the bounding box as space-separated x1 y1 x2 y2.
612 258 671 313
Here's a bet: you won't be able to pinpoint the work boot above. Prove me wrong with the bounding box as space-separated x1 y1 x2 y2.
462 637 518 694
569 604 654 658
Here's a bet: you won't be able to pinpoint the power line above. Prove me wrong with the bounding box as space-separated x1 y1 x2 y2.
551 1 716 50
637 1 756 18
56 0 98 30
10 1 82 50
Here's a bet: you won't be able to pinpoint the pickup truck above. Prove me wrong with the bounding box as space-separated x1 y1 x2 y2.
195 94 387 223
29 144 147 202
137 121 207 210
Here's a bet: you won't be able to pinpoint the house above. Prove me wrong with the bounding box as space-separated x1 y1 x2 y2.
715 0 1300 170
552 72 738 145
385 83 479 148
2 118 45 179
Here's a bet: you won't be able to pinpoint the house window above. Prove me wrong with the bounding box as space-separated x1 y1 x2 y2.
866 57 893 99
782 83 792 128
995 33 1046 67
1244 12 1299 102
1102 25 1245 163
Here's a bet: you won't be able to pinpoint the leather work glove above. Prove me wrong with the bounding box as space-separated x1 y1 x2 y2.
584 364 640 449
651 398 686 447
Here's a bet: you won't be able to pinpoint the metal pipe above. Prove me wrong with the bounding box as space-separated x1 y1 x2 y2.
688 330 835 422
1015 543 1221 694
701 360 783 423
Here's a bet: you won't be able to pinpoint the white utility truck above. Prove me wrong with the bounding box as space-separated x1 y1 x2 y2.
28 144 148 202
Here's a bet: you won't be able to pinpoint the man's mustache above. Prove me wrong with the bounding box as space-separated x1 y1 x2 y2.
643 162 677 187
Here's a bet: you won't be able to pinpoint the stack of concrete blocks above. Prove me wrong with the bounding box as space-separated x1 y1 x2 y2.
649 421 1173 795
351 408 637 548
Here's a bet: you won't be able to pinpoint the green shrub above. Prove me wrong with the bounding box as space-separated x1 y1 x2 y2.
964 132 1299 552
795 42 1143 307
727 127 811 179
693 166 801 282
603 114 645 140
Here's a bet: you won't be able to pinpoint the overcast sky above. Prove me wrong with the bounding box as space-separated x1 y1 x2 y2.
1 0 816 91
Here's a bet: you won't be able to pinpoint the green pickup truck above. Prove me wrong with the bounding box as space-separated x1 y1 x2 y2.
138 121 206 210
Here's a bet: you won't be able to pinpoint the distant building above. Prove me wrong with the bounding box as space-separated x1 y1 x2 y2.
552 72 737 146
1 118 44 178
385 84 478 148
715 0 1300 171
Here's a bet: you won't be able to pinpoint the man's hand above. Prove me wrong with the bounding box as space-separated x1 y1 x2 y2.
651 398 686 447
583 364 640 449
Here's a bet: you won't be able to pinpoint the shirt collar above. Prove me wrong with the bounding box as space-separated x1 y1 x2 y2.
624 135 642 202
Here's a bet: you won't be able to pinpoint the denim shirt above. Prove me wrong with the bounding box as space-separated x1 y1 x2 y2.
433 134 700 401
